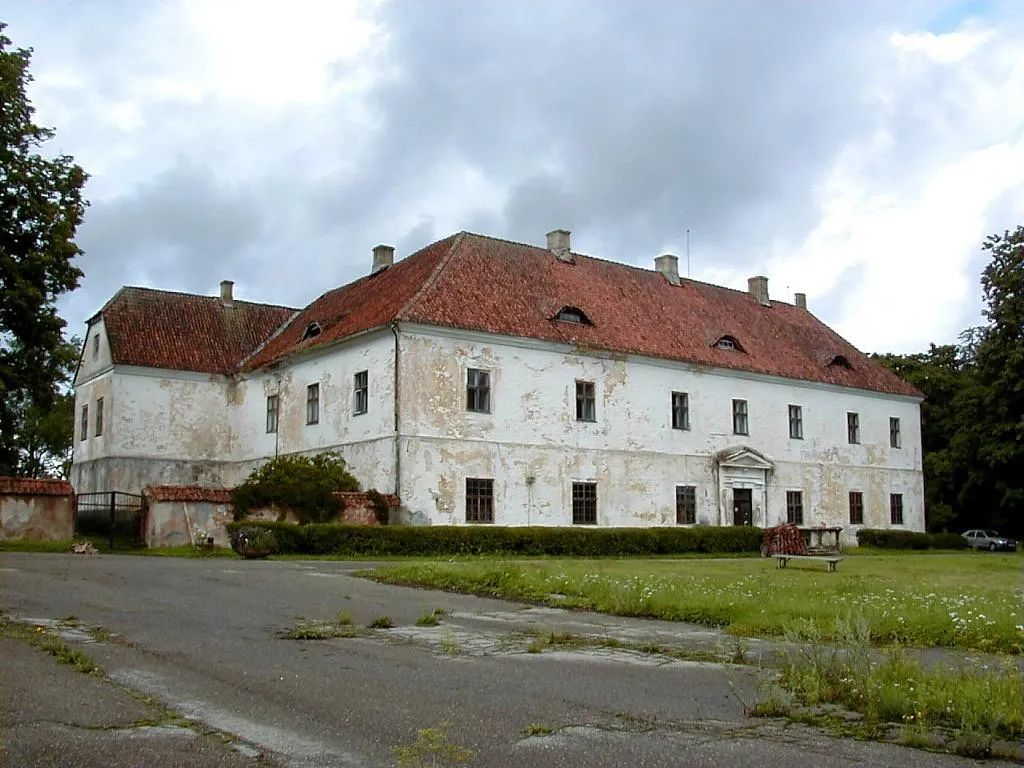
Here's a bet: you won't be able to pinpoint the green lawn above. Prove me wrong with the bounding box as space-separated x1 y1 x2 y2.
367 552 1024 654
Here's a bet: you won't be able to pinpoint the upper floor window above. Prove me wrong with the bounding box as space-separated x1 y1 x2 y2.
575 380 596 422
786 490 804 525
788 404 803 440
676 485 696 525
466 369 491 413
671 391 690 430
306 383 320 425
301 322 322 341
890 417 901 448
353 371 368 415
554 306 592 325
95 398 104 437
572 482 597 525
847 412 860 444
92 334 99 359
266 395 279 433
849 491 864 525
732 399 748 435
465 478 494 524
829 354 853 370
80 404 88 442
890 493 904 525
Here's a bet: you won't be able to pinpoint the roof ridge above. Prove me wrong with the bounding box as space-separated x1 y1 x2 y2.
460 232 783 302
110 285 300 312
395 232 466 322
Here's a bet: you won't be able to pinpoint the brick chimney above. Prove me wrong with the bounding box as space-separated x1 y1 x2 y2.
794 292 807 310
748 276 770 306
372 244 395 274
546 229 573 263
220 280 234 308
654 254 680 286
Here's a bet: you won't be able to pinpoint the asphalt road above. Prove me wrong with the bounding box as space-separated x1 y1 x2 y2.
0 553 1004 767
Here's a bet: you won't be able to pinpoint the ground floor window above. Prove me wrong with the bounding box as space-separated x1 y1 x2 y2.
786 490 804 525
890 493 904 525
465 478 494 523
572 482 597 525
849 491 864 525
676 485 696 524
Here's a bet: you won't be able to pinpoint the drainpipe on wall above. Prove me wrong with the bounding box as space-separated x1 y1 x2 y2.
389 322 401 502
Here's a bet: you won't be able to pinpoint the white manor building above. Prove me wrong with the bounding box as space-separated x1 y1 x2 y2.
72 230 925 538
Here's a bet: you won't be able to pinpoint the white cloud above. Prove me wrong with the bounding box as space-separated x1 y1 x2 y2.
767 19 1024 353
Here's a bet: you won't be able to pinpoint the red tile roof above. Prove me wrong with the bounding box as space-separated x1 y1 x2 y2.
98 288 296 374
258 233 920 397
144 485 234 503
242 235 457 370
336 491 401 507
0 477 74 496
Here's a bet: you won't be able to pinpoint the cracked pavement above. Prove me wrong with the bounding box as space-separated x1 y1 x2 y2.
0 553 1011 767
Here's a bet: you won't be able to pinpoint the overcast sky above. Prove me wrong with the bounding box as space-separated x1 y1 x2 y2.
6 0 1023 354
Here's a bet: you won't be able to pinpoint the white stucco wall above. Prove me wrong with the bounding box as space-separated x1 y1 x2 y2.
395 326 924 538
72 329 397 495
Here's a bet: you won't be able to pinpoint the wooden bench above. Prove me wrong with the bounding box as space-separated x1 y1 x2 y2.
773 554 844 572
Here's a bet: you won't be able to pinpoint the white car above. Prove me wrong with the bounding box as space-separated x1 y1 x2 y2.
962 529 1018 552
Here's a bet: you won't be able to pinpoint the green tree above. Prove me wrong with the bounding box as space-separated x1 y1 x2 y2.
973 226 1023 533
0 23 88 476
14 334 80 478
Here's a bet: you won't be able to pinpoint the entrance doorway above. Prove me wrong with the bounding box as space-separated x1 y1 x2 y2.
732 488 753 526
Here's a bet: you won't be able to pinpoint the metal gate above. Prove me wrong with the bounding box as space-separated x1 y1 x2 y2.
75 492 146 550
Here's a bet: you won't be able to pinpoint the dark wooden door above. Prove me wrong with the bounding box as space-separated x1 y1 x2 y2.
732 488 753 526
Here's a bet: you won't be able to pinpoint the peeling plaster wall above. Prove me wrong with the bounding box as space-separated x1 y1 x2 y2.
396 327 924 536
229 330 396 492
72 331 398 496
145 500 234 548
0 495 74 540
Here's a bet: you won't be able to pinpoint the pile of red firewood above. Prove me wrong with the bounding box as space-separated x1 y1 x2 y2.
761 523 808 557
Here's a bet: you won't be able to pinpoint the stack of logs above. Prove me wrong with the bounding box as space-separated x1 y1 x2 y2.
761 523 808 557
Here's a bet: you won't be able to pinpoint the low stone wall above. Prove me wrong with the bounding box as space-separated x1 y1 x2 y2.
142 486 400 547
0 477 75 541
143 486 234 548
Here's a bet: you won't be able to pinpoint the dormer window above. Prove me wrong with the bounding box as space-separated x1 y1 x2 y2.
829 354 852 370
553 306 592 325
301 322 322 341
714 335 742 351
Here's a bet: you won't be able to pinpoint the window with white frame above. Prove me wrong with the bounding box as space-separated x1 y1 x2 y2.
353 371 368 415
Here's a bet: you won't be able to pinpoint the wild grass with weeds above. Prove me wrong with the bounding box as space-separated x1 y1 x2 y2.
522 723 554 737
367 554 1023 653
415 610 442 627
392 721 474 767
776 615 1022 742
368 616 395 629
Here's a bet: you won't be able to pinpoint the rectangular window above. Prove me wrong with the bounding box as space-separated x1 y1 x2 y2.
95 398 104 437
675 485 696 525
575 381 596 422
572 482 597 525
849 491 864 525
788 404 803 439
353 371 368 415
465 478 494 523
306 383 320 425
671 391 690 430
890 417 901 448
890 493 904 525
466 368 491 413
92 334 99 359
80 404 88 442
266 395 279 433
732 399 748 435
847 412 860 444
786 490 804 525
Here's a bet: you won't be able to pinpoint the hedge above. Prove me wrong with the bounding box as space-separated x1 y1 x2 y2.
224 522 765 557
856 528 968 550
